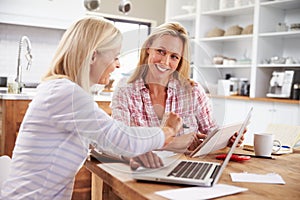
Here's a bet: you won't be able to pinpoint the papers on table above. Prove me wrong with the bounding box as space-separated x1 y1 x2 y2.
266 124 300 154
155 184 248 200
230 172 286 184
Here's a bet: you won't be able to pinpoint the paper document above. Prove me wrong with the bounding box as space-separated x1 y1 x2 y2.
266 124 300 148
155 184 248 200
230 172 286 184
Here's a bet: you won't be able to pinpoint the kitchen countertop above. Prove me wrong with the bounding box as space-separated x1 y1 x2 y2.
0 87 112 102
1 87 298 104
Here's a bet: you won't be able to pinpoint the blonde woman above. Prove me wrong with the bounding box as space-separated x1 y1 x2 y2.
112 22 244 169
1 17 182 199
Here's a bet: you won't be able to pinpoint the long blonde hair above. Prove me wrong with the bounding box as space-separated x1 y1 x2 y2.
128 22 190 84
43 16 122 92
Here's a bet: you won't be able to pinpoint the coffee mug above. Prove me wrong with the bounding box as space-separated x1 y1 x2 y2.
254 133 281 157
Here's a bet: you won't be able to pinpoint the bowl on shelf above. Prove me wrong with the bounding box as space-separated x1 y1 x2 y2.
181 5 195 14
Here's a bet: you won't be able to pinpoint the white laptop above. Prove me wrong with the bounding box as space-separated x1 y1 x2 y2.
132 107 252 187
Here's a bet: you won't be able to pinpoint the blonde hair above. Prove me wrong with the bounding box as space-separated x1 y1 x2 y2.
43 16 122 92
128 22 190 84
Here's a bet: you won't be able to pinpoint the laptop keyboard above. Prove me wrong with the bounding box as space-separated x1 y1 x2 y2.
167 161 216 180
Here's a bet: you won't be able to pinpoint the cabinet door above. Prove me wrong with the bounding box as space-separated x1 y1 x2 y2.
273 103 300 126
0 0 85 29
211 97 249 125
244 101 274 144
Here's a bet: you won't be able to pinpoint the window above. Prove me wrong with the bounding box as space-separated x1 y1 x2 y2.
104 16 152 86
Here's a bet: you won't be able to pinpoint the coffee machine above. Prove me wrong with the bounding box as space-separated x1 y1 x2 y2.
266 70 294 98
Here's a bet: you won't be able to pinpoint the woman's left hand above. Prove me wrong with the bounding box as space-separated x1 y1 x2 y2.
187 133 207 151
227 128 247 147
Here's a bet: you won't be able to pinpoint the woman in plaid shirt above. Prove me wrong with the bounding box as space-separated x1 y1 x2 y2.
111 22 244 169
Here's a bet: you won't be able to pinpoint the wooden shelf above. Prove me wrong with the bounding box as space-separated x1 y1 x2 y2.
209 95 300 104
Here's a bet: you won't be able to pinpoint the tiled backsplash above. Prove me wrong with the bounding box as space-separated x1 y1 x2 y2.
0 23 65 83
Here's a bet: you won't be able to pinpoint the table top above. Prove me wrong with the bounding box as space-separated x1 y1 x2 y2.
85 147 300 200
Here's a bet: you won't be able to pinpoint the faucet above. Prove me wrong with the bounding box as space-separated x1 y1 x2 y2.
15 36 33 93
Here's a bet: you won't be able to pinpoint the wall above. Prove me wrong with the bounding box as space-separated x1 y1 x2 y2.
0 0 166 83
0 24 65 83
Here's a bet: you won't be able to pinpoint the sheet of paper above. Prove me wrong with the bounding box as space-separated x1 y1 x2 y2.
230 172 286 184
153 150 177 158
266 124 300 147
155 184 248 200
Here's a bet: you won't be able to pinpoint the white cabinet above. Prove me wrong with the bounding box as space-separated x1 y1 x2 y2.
0 0 85 29
165 0 300 98
247 100 300 143
211 97 249 125
210 96 300 144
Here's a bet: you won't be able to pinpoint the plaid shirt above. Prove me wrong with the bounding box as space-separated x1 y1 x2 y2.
111 77 217 136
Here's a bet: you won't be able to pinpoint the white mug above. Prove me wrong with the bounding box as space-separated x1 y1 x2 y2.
254 133 281 157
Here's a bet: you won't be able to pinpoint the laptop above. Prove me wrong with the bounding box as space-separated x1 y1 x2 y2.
132 107 253 187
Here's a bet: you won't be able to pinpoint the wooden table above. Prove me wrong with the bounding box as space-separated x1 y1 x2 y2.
85 147 300 200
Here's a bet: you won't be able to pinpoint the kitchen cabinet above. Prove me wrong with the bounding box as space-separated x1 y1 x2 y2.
0 0 85 29
211 96 249 125
0 98 112 200
210 96 300 144
165 0 300 98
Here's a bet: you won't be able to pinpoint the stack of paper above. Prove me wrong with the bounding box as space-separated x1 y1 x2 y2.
265 124 300 154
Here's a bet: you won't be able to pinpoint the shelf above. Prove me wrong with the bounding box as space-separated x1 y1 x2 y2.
166 0 300 99
260 0 300 9
170 13 196 21
201 5 254 16
200 64 251 68
199 34 253 42
258 64 300 68
259 31 300 38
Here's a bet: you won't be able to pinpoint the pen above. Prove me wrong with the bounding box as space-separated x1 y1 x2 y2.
234 153 275 160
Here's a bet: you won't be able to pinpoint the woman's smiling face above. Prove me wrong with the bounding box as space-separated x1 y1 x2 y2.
90 47 121 85
146 35 183 83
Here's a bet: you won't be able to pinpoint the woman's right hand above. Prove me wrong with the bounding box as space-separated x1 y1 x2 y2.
161 112 182 147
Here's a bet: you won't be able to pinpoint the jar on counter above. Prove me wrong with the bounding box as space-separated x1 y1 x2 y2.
229 77 239 95
7 76 19 94
293 83 300 100
239 78 249 96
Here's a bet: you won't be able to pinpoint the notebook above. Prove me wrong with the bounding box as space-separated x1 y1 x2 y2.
132 107 252 187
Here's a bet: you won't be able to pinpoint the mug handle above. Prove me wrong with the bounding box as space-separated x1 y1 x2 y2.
272 139 281 153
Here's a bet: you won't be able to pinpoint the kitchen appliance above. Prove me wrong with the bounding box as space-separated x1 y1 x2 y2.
291 70 300 100
267 71 294 98
239 78 249 96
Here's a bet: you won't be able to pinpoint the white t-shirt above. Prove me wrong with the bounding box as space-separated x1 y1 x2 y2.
1 79 164 200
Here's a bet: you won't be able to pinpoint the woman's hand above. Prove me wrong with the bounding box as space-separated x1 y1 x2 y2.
227 128 247 147
187 133 207 151
161 112 182 147
126 151 163 170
